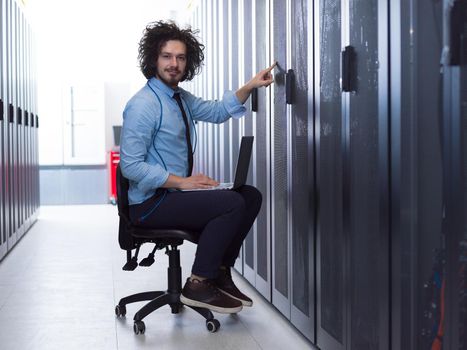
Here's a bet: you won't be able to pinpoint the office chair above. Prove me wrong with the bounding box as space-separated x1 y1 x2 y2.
114 165 220 334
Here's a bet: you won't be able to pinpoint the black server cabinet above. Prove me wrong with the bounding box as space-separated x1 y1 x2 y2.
199 0 207 177
241 0 256 284
346 1 390 348
315 0 390 349
442 1 467 348
205 0 214 179
289 0 314 341
24 19 30 229
230 0 241 185
221 0 231 184
1 0 6 261
224 0 245 274
271 0 289 316
315 0 344 347
2 0 11 258
6 0 16 251
271 0 314 341
17 5 24 238
0 99 4 261
212 0 220 184
21 13 28 234
11 0 19 242
390 0 445 349
252 0 271 299
193 6 202 174
196 0 205 176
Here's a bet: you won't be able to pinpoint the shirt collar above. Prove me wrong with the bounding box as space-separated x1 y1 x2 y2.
148 77 182 98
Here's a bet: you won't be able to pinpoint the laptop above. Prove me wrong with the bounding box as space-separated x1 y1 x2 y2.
181 136 254 191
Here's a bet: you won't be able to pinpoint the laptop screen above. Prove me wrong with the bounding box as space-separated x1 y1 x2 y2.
233 136 254 189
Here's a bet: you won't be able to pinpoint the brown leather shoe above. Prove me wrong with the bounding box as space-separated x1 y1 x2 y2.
180 278 243 314
215 267 253 307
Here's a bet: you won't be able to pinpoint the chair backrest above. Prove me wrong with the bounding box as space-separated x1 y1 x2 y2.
116 164 135 250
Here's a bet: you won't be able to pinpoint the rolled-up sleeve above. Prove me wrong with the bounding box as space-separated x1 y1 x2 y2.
222 91 247 119
185 90 246 123
120 101 169 194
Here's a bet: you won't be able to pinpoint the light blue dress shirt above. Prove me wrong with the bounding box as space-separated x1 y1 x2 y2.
120 77 246 205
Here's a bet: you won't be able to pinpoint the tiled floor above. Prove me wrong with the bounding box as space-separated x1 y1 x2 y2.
0 205 314 350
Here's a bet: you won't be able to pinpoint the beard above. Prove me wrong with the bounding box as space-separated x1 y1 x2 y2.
156 68 184 88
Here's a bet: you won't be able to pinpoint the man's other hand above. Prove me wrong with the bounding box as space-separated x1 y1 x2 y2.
179 174 219 190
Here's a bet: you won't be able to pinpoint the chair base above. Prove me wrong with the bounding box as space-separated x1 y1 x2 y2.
117 290 216 321
115 245 220 333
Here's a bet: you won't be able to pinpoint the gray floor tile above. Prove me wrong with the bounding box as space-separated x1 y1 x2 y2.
0 205 313 350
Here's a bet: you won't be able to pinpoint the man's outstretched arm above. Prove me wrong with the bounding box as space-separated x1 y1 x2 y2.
235 62 277 104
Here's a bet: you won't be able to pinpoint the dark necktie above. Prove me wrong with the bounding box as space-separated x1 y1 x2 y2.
173 92 193 177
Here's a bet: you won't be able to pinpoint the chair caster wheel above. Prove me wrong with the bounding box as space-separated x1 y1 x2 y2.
115 304 126 317
134 320 146 335
206 319 220 333
171 304 181 314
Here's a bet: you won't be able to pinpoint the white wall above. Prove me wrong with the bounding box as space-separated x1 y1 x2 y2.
28 0 191 165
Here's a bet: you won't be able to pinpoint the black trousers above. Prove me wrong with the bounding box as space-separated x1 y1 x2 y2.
129 185 262 279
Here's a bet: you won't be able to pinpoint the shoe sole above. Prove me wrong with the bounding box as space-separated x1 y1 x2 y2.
218 288 253 307
180 294 243 314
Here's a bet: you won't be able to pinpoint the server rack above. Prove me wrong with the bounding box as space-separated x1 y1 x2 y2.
314 1 390 349
188 0 466 348
232 0 243 274
241 0 256 285
271 0 289 316
442 2 467 348
222 0 231 184
212 0 220 183
0 0 6 261
252 0 272 300
390 0 446 349
314 0 344 346
270 0 315 341
289 0 315 340
17 3 25 240
205 0 213 179
0 0 38 262
229 0 240 185
218 0 227 183
6 0 16 250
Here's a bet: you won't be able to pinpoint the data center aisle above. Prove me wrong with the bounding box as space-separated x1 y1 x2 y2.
0 205 313 350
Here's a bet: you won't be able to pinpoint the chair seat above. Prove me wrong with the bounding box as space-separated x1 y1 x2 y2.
132 227 199 244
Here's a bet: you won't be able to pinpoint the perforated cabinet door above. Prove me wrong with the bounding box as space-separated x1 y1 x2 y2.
346 0 390 349
242 0 256 283
290 0 314 341
0 0 6 260
253 0 272 300
6 0 16 249
222 0 231 183
271 0 289 313
315 0 345 348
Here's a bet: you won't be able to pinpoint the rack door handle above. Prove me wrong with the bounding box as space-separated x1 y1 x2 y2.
286 69 295 104
0 99 3 121
342 45 356 92
8 104 14 123
17 107 22 125
251 88 258 112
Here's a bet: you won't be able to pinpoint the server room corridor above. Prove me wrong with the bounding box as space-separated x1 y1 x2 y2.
0 205 312 349
1 0 467 349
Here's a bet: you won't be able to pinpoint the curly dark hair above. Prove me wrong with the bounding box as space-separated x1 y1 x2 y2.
138 20 205 81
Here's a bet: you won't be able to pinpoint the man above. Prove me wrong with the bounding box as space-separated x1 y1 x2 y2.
120 20 275 314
